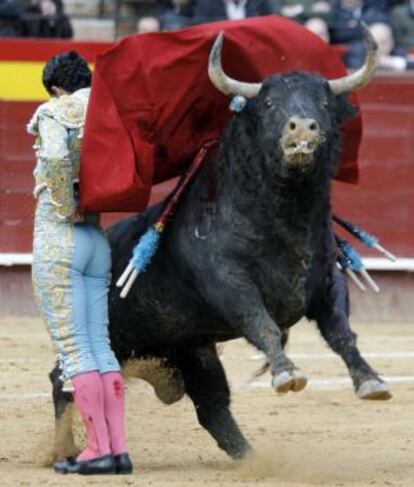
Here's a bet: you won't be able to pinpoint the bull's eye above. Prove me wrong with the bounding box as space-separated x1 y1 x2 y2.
264 98 274 108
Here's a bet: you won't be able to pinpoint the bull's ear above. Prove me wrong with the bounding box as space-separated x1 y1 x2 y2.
335 93 358 126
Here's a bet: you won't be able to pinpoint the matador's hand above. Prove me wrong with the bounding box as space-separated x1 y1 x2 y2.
68 210 84 224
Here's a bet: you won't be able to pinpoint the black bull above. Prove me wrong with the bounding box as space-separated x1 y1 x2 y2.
50 36 391 460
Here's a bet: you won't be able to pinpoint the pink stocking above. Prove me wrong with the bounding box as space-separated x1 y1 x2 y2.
72 371 111 461
101 372 128 455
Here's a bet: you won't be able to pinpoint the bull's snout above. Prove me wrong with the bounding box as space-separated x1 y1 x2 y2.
280 116 321 167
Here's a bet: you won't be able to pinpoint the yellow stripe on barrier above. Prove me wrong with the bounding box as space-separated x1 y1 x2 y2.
0 62 48 101
0 61 94 101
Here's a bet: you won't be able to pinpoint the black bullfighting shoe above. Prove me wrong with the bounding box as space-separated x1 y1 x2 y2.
114 452 133 474
53 454 116 475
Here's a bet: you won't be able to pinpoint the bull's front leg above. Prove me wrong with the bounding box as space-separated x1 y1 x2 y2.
174 344 251 459
308 268 392 400
204 276 307 393
237 304 307 393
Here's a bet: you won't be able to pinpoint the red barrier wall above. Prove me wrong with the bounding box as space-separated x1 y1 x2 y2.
333 73 414 258
0 37 112 62
0 39 413 257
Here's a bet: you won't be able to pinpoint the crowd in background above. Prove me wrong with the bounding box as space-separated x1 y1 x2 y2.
151 0 414 70
0 1 72 37
1 0 414 71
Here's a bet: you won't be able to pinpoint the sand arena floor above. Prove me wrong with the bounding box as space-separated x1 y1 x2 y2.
0 316 413 486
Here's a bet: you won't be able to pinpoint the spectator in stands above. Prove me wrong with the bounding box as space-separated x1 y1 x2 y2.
268 1 329 20
391 0 414 49
0 0 21 36
137 16 161 33
268 1 331 41
158 0 194 31
193 0 271 24
330 0 414 70
329 0 389 68
21 0 72 38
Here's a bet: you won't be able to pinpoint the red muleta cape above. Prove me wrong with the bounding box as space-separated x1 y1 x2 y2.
80 15 362 213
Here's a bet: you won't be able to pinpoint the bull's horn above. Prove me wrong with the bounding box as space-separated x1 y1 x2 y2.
329 23 379 95
208 32 262 98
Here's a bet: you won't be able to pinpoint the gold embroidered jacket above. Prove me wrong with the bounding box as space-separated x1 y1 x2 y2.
27 88 90 220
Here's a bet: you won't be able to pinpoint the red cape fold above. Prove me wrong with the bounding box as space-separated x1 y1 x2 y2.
80 15 362 213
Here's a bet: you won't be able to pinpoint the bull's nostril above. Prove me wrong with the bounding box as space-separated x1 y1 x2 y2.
309 122 317 131
289 121 296 131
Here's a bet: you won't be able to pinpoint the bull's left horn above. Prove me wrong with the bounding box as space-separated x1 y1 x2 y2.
208 32 262 98
328 23 379 95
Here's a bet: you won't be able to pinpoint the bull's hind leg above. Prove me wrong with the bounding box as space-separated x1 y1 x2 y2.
175 343 251 459
49 364 78 460
309 269 391 400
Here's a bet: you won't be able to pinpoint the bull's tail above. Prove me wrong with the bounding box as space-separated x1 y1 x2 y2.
253 329 290 379
36 401 79 467
254 361 271 378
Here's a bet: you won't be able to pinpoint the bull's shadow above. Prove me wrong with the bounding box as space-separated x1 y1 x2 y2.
51 26 391 461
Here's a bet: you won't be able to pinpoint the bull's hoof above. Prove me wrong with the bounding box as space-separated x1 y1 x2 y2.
356 379 392 400
272 370 307 393
229 442 253 461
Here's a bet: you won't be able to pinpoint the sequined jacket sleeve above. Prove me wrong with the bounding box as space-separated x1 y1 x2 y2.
37 114 76 220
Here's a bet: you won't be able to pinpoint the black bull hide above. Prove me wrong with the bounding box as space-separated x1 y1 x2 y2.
51 72 390 460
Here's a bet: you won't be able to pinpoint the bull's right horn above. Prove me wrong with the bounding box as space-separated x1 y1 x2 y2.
328 23 379 95
208 32 262 98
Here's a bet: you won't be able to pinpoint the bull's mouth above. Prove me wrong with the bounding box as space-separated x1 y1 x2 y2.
284 141 317 157
281 140 318 171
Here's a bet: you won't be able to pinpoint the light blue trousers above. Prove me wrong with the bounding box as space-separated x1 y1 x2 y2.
32 194 120 387
69 223 120 377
